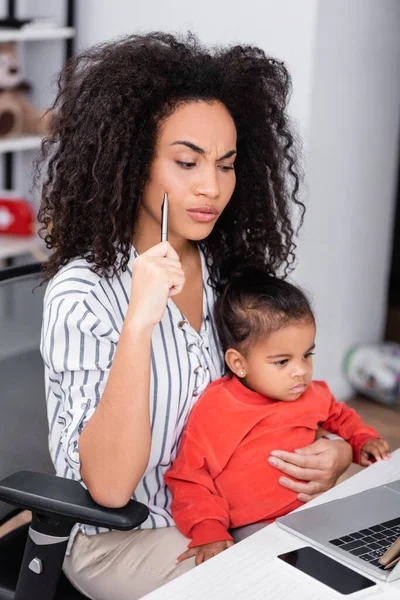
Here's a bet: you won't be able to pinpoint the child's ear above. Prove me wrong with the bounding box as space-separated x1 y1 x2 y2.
225 348 247 378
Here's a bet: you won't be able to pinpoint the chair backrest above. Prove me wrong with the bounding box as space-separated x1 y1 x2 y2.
0 264 54 524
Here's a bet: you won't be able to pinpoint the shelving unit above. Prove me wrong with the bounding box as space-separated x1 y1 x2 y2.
0 0 75 264
0 230 47 262
0 135 42 154
0 26 74 42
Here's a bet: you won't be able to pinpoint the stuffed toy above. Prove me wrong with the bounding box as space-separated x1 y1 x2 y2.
0 41 51 139
344 342 400 407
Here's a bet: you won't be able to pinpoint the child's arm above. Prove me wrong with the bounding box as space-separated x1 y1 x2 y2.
164 418 233 553
358 438 391 466
175 539 235 566
320 386 390 464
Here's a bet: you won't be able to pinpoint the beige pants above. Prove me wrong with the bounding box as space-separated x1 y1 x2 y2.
63 527 195 600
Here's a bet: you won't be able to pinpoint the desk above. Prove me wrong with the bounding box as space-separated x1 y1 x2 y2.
143 449 400 599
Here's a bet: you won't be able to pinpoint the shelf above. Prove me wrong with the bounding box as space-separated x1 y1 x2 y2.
0 135 43 154
0 26 75 42
0 231 47 261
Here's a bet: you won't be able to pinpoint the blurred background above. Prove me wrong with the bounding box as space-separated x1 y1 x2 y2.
0 0 399 403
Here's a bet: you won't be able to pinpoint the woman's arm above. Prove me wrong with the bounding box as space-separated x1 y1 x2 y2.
78 241 185 507
268 438 352 502
79 319 153 507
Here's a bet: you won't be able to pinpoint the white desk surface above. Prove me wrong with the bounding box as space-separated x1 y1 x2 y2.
143 449 400 599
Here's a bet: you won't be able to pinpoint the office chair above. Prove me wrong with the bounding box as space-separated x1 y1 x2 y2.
0 263 149 600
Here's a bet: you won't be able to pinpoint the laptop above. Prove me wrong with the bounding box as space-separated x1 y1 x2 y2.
276 479 400 582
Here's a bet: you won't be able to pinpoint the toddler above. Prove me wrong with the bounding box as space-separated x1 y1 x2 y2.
165 271 390 565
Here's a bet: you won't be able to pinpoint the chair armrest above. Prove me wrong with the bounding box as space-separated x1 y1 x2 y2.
0 471 149 530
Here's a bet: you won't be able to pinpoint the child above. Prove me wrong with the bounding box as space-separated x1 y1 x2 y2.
164 270 390 565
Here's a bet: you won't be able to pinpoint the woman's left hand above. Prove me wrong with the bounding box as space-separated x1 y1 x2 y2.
268 438 352 502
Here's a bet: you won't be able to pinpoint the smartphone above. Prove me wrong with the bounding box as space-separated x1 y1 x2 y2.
277 546 377 597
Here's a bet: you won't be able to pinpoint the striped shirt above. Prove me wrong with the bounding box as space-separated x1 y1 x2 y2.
40 245 225 554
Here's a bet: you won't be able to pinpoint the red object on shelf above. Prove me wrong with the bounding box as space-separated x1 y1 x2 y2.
0 196 34 236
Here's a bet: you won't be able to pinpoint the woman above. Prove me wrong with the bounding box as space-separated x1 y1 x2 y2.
38 32 352 599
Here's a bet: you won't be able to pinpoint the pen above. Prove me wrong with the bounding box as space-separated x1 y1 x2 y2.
161 192 168 242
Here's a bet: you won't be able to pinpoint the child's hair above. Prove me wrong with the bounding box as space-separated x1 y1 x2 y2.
214 269 315 354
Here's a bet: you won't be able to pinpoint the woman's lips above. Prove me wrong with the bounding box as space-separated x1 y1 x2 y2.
186 207 220 223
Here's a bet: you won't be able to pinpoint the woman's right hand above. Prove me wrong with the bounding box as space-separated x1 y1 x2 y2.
268 438 353 502
127 241 185 330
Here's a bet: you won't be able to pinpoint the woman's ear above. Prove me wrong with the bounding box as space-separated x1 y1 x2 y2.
225 348 247 378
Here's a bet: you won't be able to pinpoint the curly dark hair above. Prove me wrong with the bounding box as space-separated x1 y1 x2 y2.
37 32 304 289
214 269 314 356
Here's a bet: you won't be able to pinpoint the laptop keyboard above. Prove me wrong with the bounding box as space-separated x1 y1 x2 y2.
329 516 400 569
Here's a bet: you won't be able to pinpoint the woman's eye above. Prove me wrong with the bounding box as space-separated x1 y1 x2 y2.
176 161 196 169
219 165 235 171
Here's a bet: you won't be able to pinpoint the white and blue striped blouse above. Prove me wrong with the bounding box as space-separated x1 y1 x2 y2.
40 245 225 553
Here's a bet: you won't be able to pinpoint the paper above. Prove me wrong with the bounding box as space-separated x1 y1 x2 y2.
142 530 333 599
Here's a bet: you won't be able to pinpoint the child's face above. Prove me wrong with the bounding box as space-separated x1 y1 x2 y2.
226 319 316 401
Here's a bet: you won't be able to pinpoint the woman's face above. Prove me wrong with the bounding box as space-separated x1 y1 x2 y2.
140 100 237 243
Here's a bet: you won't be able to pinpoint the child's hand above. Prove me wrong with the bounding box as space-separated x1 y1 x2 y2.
176 540 234 566
360 438 391 466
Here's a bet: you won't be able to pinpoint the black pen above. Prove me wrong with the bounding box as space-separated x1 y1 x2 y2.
161 192 168 242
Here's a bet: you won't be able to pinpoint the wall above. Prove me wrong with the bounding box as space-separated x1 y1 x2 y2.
75 0 319 142
294 0 400 397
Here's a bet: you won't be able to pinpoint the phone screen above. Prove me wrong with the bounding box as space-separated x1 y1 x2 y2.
278 547 376 595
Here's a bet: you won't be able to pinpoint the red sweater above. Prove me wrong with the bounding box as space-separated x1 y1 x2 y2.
165 376 380 548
